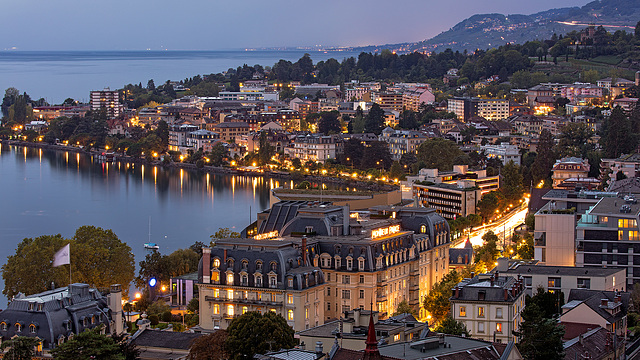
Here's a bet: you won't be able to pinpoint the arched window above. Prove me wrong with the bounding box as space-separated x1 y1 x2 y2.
29 324 36 334
269 276 277 288
270 262 277 271
213 258 220 268
227 273 234 285
15 323 22 332
241 260 248 270
256 261 263 271
0 322 6 331
241 275 248 286
255 275 263 287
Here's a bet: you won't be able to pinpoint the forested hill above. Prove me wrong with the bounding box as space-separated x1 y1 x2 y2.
355 0 640 54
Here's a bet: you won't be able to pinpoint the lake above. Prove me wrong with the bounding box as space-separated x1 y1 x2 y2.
0 50 361 104
0 144 293 304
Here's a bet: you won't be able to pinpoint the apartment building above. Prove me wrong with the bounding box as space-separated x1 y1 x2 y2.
290 135 338 164
90 88 122 119
447 97 510 122
402 88 435 112
373 92 404 112
496 258 626 302
601 152 640 182
576 196 640 288
551 157 591 188
219 91 279 101
481 143 521 166
211 121 250 142
561 83 604 104
168 124 200 152
412 166 500 219
380 128 430 161
450 273 526 343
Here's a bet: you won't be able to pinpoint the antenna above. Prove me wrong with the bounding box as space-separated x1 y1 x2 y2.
148 216 151 243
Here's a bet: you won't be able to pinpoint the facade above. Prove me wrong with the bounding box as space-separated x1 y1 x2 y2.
576 196 640 287
0 284 124 351
561 83 604 104
168 124 200 152
447 97 510 122
450 273 526 343
496 258 626 302
380 128 430 161
551 157 590 188
211 121 251 142
600 152 640 182
90 88 122 119
412 166 499 219
198 238 325 331
186 129 219 150
402 88 435 112
219 91 279 101
373 92 404 112
291 135 338 164
481 143 521 166
170 272 198 307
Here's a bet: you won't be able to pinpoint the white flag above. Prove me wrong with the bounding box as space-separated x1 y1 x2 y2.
53 244 70 267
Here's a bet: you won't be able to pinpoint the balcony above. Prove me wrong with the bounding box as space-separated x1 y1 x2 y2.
204 296 283 307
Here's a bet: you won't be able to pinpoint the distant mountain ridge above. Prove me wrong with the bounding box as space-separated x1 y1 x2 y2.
355 0 640 54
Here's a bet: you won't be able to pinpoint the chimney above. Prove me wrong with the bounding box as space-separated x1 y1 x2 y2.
490 277 494 287
579 333 584 346
452 288 456 298
504 288 508 301
354 308 361 327
223 249 227 263
315 341 324 355
470 271 475 278
496 257 509 272
301 236 308 266
455 287 460 298
343 205 350 236
202 248 211 284
601 299 608 307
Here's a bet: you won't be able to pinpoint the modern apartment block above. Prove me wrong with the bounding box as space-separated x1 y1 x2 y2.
90 88 122 119
576 196 640 288
447 97 510 122
450 273 526 343
412 166 499 219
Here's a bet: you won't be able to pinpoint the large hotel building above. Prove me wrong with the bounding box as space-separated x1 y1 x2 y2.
197 202 451 331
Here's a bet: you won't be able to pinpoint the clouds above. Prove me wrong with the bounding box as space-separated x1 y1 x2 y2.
0 0 589 50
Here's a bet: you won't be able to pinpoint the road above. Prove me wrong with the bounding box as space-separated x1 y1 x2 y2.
455 197 530 249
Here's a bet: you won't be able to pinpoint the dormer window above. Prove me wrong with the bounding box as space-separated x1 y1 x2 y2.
358 258 365 271
37 303 43 311
288 278 294 288
420 225 427 233
241 260 248 270
256 261 263 271
269 276 277 288
305 226 314 233
241 275 248 286
255 275 263 287
0 322 7 331
346 257 353 271
28 303 35 311
270 262 278 272
227 273 234 285
15 323 22 332
335 256 341 269
29 324 36 334
213 258 220 268
227 259 234 269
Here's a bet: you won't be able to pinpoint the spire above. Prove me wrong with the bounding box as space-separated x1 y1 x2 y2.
362 304 382 360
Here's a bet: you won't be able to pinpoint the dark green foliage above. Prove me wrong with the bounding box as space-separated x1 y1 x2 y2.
226 311 295 359
415 138 466 171
603 106 636 158
500 161 524 203
423 271 463 326
318 111 341 135
360 141 392 170
531 130 556 185
515 288 565 360
0 336 39 360
364 103 385 135
393 299 417 316
434 316 470 337
51 327 125 360
149 314 159 326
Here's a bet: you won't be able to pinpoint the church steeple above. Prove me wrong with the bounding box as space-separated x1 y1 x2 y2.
362 305 382 360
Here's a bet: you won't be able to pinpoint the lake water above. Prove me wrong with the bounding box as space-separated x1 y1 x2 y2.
0 50 361 104
0 144 292 304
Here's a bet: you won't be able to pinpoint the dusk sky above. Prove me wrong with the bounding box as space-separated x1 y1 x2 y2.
1 0 590 51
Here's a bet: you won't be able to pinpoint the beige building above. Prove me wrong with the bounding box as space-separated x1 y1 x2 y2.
451 273 526 343
551 157 590 188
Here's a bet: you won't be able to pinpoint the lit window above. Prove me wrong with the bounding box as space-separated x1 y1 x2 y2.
478 307 485 318
288 294 294 304
213 259 220 268
227 273 234 285
496 323 503 333
227 305 234 316
305 308 309 319
288 310 294 320
213 304 220 314
459 306 466 317
393 334 400 341
242 306 248 314
214 289 219 298
227 289 233 299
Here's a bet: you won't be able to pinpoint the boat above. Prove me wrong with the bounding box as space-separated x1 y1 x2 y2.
144 243 159 250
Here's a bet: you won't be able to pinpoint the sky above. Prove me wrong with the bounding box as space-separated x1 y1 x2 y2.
0 0 591 51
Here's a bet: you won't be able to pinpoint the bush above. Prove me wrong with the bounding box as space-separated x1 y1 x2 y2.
162 310 172 322
196 159 205 168
149 314 159 326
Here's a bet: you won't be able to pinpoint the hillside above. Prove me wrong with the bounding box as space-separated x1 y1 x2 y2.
356 0 640 54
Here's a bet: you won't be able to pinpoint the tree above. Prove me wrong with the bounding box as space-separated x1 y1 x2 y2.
500 161 524 203
475 231 500 271
187 297 200 314
423 271 462 326
415 138 466 171
516 233 534 260
434 316 470 337
0 336 39 360
155 120 169 150
226 311 295 359
188 330 228 360
476 191 502 220
318 111 341 135
515 292 565 360
210 227 241 244
531 130 555 185
604 107 634 158
257 132 275 165
393 299 417 316
557 122 593 157
364 103 385 135
360 141 392 170
111 333 141 360
51 326 124 360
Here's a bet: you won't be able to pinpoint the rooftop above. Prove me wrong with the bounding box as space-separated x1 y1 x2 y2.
501 264 623 277
589 196 640 217
378 335 498 360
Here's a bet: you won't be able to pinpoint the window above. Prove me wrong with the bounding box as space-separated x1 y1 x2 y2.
548 277 561 289
213 259 220 268
227 273 234 285
227 289 234 300
342 275 350 284
288 294 294 304
347 258 353 270
360 275 365 284
256 261 263 271
242 306 248 314
256 275 263 287
326 273 330 281
496 323 503 333
327 287 331 296
288 278 293 288
496 308 503 319
227 305 234 316
359 259 365 271
459 306 466 317
577 278 591 289
287 310 294 321
360 290 365 299
269 276 277 288
327 302 331 311
0 322 6 331
241 260 248 270
270 262 277 271
523 276 532 288
241 275 248 286
541 248 546 262
630 231 640 241
478 322 485 333
478 307 485 318
420 225 427 233
393 334 400 341
342 290 351 299
335 257 341 269
305 226 314 233
15 323 22 332
305 308 309 319
28 303 35 311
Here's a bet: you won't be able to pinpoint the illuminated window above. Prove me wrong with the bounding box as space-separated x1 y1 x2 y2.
459 306 466 317
242 306 248 314
227 273 234 285
213 259 220 268
227 305 234 316
288 278 293 288
630 231 639 241
305 308 309 319
478 307 485 318
420 225 427 233
227 289 234 299
288 294 294 304
213 304 219 314
496 323 503 333
288 310 294 320
393 334 400 341
214 289 219 298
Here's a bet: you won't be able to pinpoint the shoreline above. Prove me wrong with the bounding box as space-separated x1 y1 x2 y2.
0 139 399 192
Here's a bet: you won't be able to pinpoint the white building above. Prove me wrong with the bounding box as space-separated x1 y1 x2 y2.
90 88 122 119
288 135 337 164
481 143 521 166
